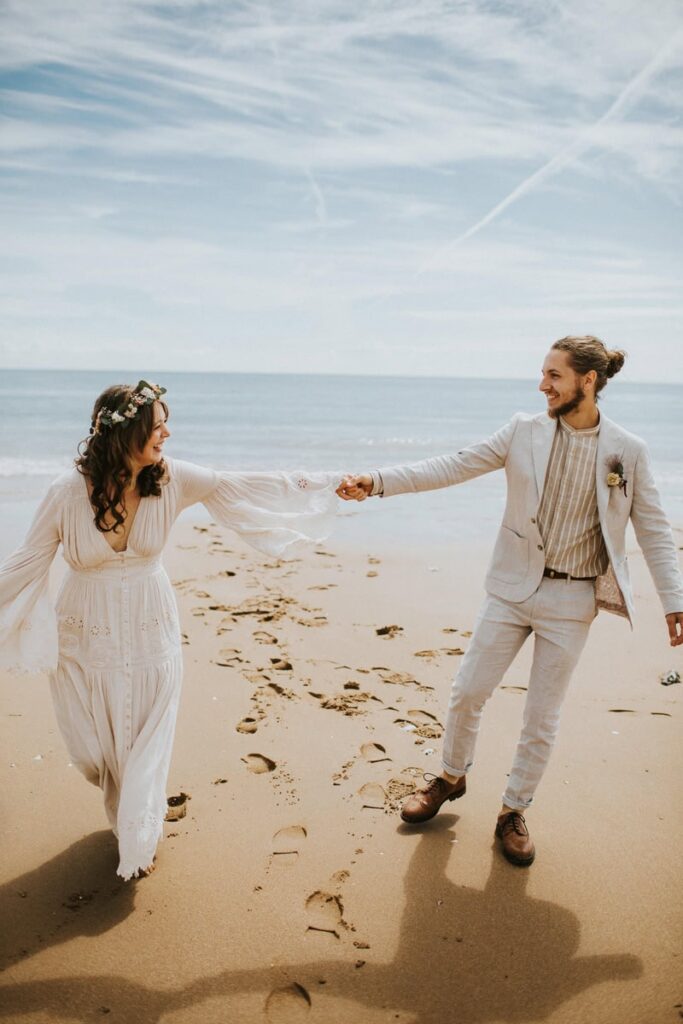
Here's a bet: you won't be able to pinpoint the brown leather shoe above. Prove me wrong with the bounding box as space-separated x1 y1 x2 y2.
495 811 535 866
400 774 466 824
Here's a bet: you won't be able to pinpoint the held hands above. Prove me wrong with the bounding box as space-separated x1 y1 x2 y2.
336 474 373 501
666 612 683 647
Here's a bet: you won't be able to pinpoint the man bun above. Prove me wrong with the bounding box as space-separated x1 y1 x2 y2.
605 349 626 378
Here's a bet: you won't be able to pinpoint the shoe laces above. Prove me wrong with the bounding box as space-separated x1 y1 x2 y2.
421 773 446 794
500 811 528 836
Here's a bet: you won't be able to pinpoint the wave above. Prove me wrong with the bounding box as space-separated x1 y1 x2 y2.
357 437 441 447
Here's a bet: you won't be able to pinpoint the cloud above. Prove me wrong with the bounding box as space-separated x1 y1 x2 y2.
419 29 683 262
1 0 682 379
2 1 682 180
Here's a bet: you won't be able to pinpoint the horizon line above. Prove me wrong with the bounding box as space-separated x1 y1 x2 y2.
0 366 679 387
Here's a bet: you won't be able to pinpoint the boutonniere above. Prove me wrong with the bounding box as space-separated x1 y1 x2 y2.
606 456 627 497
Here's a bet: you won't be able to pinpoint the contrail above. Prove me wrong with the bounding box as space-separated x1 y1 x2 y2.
419 31 683 270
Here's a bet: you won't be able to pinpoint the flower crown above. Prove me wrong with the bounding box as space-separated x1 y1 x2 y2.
95 380 167 431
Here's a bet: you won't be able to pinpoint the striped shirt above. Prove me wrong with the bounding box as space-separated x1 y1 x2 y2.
537 417 608 578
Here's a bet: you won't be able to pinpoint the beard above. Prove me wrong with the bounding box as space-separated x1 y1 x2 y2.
549 384 586 419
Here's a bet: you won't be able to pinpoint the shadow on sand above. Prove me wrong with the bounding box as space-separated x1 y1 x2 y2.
0 818 641 1022
0 830 134 972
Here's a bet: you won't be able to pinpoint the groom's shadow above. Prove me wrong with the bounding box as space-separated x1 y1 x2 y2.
365 815 642 1021
0 817 642 1022
0 830 134 972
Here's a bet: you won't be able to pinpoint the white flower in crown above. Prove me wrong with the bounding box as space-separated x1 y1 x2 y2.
132 394 147 406
123 403 138 418
139 386 156 401
111 410 126 424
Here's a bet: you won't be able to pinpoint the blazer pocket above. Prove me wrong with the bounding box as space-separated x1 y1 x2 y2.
488 525 529 583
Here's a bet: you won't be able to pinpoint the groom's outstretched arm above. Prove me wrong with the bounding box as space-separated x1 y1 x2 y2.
338 415 522 501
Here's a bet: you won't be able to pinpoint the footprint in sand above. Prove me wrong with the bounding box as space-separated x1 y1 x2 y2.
254 630 278 644
215 647 244 666
293 613 328 628
501 685 528 694
271 825 307 865
385 778 418 811
270 657 293 671
376 624 403 638
305 891 344 938
242 753 277 774
358 782 387 809
265 983 311 1022
360 742 391 764
415 647 464 659
165 792 190 821
236 717 258 734
395 719 418 733
408 709 440 725
375 668 432 690
394 709 443 739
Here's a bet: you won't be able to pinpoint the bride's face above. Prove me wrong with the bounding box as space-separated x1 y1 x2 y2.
136 401 170 468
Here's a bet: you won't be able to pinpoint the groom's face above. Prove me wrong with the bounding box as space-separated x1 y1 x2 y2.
539 350 586 419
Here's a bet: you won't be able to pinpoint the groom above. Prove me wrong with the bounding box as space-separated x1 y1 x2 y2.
337 336 683 866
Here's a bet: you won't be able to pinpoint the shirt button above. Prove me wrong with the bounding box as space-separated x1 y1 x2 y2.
537 544 543 551
530 517 536 524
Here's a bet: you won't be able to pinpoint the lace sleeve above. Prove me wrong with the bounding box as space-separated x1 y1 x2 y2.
0 480 63 674
203 470 340 558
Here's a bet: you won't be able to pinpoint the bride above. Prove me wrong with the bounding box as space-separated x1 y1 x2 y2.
0 381 340 880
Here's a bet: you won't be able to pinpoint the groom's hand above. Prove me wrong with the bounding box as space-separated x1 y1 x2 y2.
666 611 683 646
336 474 373 501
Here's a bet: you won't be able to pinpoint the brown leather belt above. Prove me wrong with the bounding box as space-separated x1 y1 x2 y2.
543 567 597 581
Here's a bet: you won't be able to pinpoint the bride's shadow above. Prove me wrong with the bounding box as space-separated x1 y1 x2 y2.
0 818 642 1022
0 830 134 972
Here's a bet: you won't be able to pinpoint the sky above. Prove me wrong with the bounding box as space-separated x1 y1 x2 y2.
1 0 683 381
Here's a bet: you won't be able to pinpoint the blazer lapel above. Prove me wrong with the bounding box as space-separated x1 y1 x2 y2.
596 414 625 523
531 414 557 500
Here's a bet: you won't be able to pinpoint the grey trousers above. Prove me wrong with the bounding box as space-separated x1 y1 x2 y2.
441 576 597 810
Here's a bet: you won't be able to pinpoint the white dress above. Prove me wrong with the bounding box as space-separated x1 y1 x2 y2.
0 458 338 879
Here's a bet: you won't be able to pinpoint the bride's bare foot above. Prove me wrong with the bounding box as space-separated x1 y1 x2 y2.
139 858 157 877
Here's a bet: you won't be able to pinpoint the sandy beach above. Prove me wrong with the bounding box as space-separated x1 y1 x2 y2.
1 517 681 1024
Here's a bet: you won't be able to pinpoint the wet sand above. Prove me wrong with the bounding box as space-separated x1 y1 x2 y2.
1 518 681 1024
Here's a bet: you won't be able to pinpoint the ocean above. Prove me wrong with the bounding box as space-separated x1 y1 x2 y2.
1 369 681 559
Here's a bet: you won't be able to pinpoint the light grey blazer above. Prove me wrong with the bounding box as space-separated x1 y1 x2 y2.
378 411 683 625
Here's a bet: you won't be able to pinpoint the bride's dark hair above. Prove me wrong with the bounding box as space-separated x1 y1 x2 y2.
75 384 168 534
